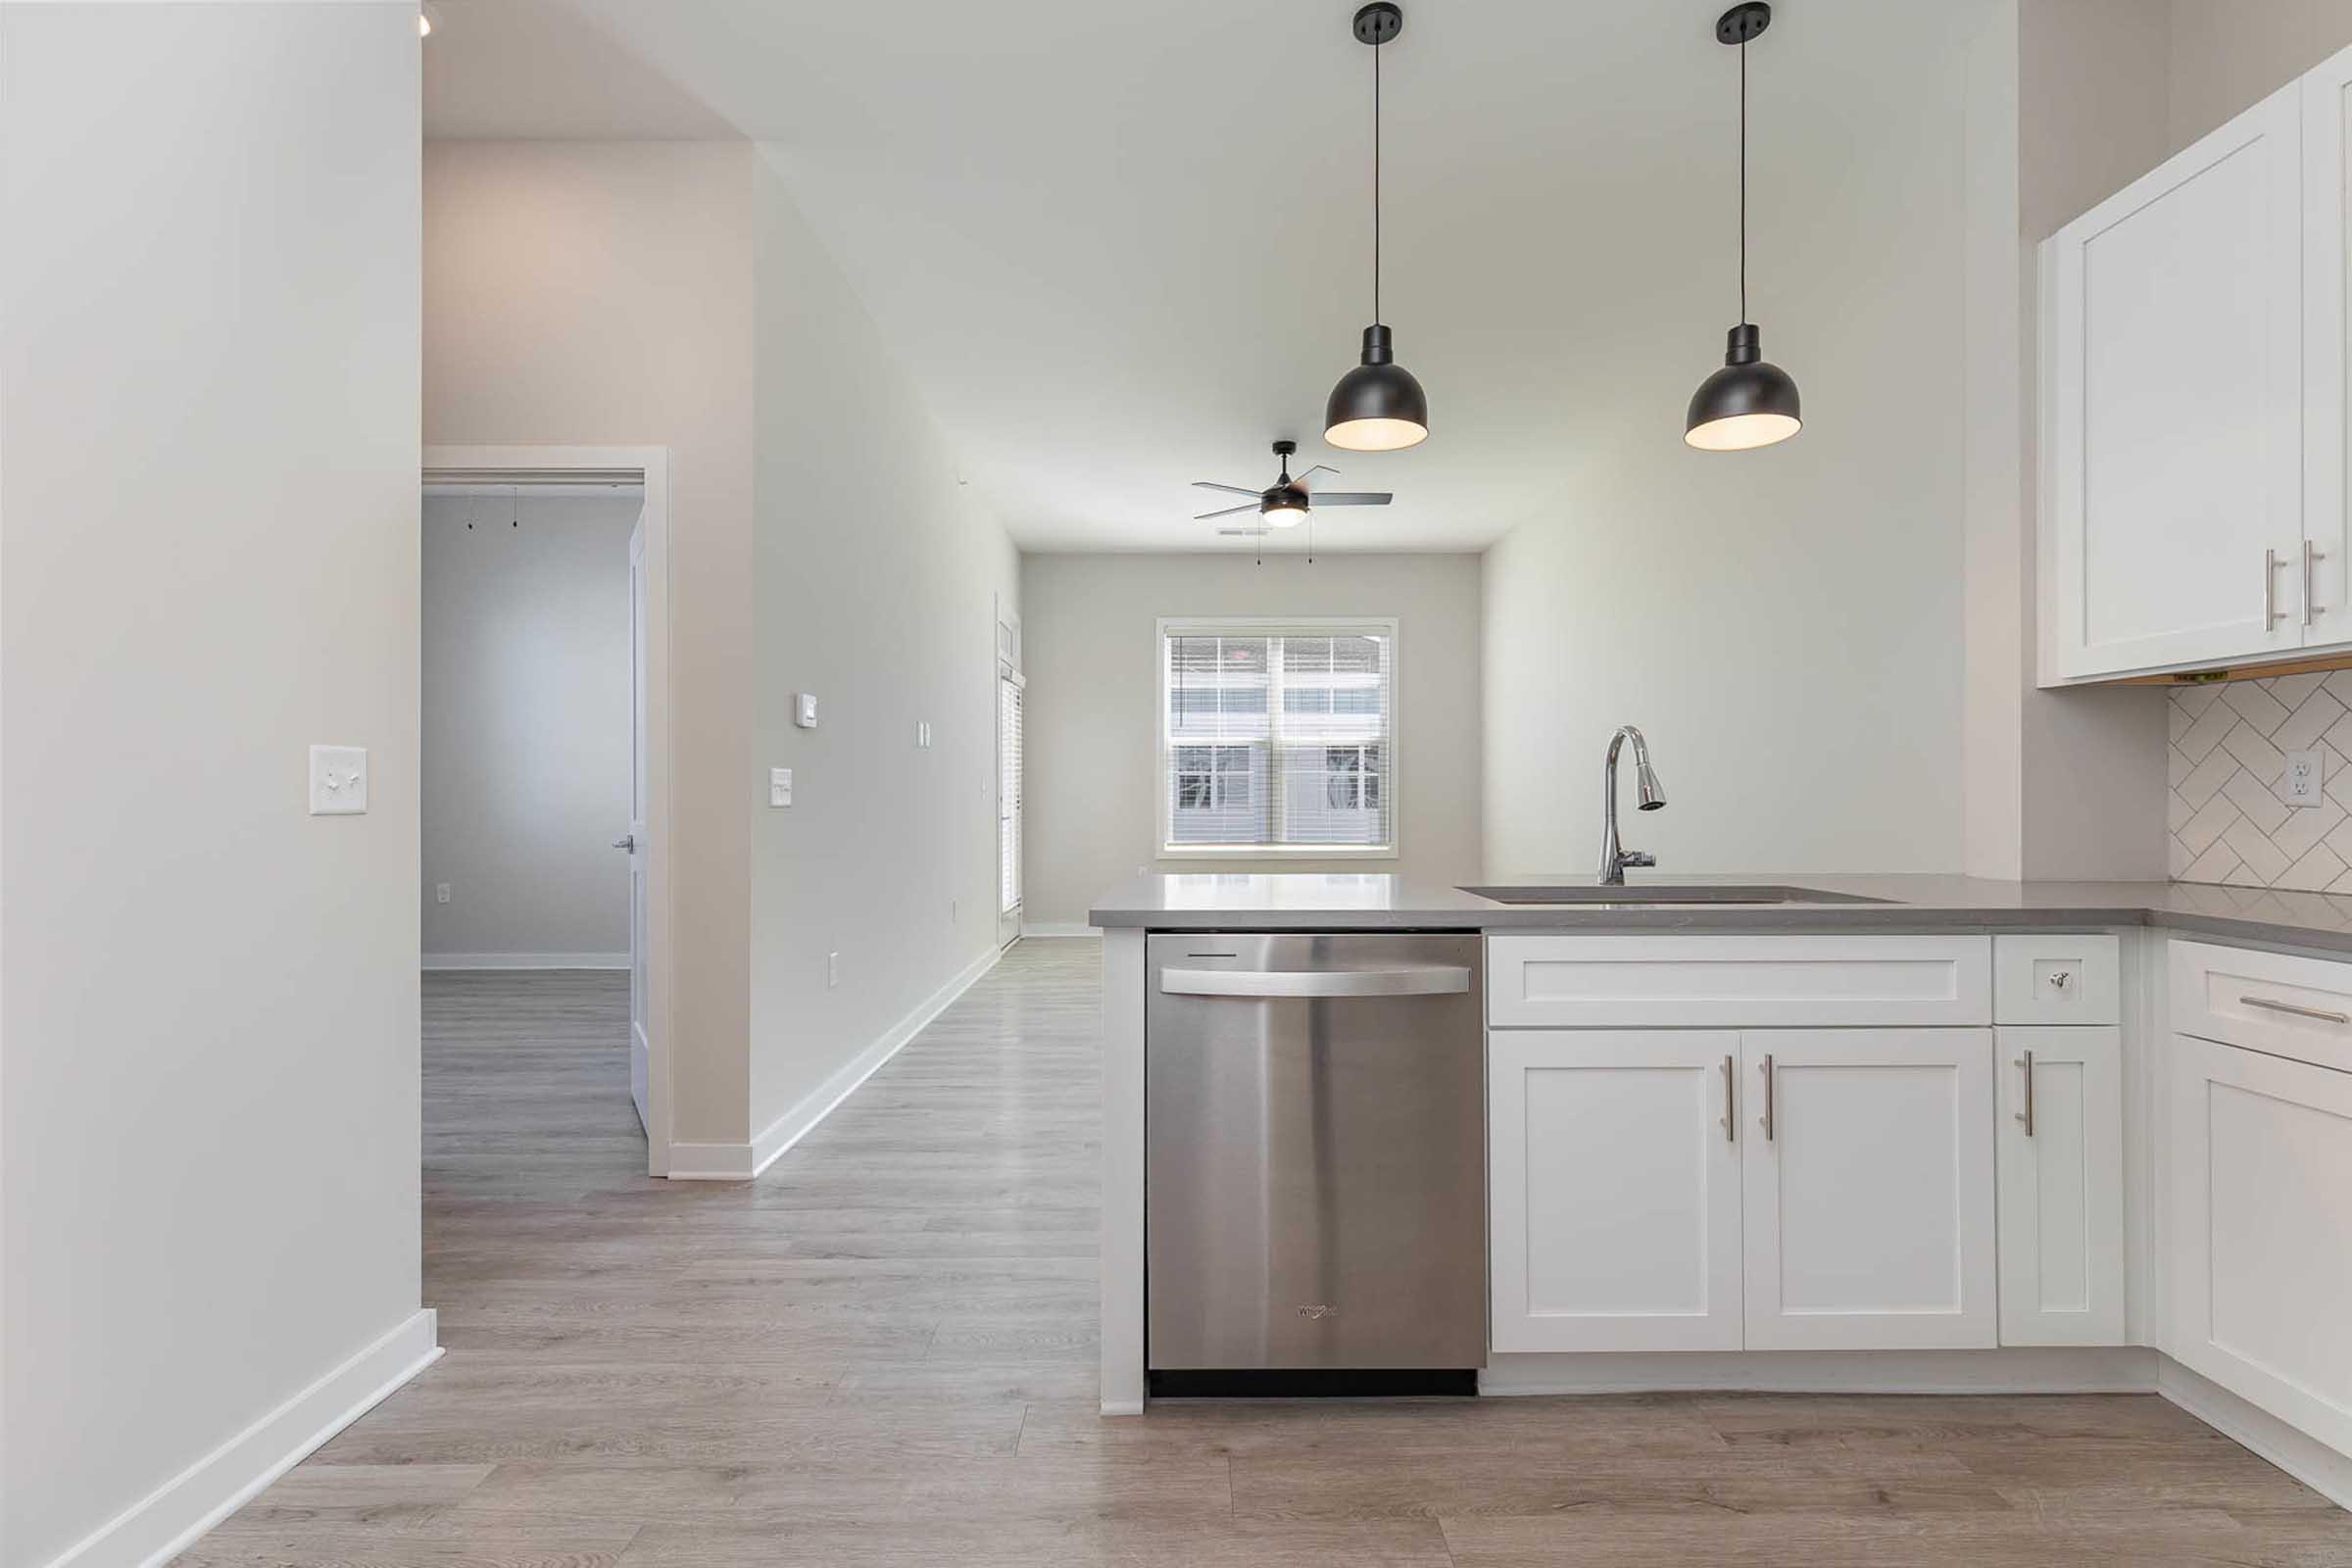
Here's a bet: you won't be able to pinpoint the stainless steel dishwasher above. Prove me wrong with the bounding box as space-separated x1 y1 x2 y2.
1146 932 1486 1385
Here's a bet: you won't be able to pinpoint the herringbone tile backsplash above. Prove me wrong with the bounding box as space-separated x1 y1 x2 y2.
2168 672 2352 888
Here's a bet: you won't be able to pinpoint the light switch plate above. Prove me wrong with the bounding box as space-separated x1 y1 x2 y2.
2286 748 2326 807
794 693 818 729
769 766 792 808
309 745 368 815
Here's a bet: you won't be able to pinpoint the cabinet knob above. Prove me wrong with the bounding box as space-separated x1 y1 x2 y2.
2047 969 2071 992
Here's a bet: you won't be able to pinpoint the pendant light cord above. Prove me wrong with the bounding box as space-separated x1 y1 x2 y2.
1373 33 1383 324
1738 33 1748 324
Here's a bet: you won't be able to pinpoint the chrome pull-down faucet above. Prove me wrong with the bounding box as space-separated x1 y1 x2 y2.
1599 725 1666 885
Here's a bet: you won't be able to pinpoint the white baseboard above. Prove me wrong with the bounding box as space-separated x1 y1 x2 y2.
2159 1358 2352 1512
1480 1347 2159 1397
1018 922 1098 938
668 945 1004 1181
421 952 628 971
43 1308 440 1568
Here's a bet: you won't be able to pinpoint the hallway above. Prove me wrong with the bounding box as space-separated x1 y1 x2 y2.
174 941 2352 1567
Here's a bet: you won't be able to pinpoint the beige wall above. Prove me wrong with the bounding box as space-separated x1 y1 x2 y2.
424 140 757 1142
747 151 1020 1136
2 6 422 1562
2169 0 2352 151
1019 552 1483 927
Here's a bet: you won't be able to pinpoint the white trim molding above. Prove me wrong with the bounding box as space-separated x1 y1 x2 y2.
2160 1357 2352 1512
41 1309 440 1568
421 952 630 971
1481 1347 2158 1398
669 945 1004 1181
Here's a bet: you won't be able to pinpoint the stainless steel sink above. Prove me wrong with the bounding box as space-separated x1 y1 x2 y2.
1459 884 1895 906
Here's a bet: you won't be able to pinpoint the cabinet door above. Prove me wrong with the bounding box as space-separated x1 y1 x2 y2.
1490 1030 1742 1352
1995 1027 2126 1346
2043 81 2304 680
2170 1033 2352 1453
1741 1030 1996 1350
2306 44 2352 648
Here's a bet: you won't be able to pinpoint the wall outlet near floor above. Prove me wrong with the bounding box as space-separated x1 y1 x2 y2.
435 883 452 905
2286 749 2326 807
827 951 841 988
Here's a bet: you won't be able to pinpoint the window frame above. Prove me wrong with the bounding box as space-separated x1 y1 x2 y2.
1154 615 1400 860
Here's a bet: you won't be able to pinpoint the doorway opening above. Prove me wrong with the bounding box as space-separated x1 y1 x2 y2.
997 603 1024 949
421 446 673 1176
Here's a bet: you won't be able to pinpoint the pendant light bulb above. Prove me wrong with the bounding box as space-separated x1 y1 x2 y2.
1686 2 1800 453
1326 3 1429 453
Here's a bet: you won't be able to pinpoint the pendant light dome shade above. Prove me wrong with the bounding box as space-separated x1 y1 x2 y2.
1326 324 1429 452
1325 3 1429 453
1685 322 1800 450
1686 2 1800 453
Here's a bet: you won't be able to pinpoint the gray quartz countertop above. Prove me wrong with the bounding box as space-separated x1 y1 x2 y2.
1086 872 2352 956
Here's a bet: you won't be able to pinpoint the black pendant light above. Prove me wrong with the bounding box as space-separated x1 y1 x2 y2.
1686 2 1802 452
1325 2 1429 453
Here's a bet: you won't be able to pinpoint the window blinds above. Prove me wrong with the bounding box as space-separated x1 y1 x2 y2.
1161 625 1395 852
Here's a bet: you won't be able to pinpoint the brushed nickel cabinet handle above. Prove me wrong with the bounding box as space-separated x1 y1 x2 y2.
1757 1054 1775 1143
1160 966 1471 999
2239 994 2351 1025
1722 1054 1736 1142
2309 541 2328 627
2014 1050 2034 1138
2267 548 2284 627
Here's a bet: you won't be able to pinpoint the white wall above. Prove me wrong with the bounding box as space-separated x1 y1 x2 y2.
424 140 756 1143
422 494 635 962
747 151 1020 1139
1480 21 1975 876
1 6 424 1565
1019 552 1482 927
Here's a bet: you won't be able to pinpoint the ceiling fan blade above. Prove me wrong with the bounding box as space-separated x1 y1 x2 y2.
1295 465 1340 487
1308 492 1392 507
1191 481 1261 498
1194 503 1260 520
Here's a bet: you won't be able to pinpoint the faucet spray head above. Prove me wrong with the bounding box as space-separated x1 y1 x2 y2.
1637 759 1666 810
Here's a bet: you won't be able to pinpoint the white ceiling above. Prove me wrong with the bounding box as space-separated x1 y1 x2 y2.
422 0 1981 552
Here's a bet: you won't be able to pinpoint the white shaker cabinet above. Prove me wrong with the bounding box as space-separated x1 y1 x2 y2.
1489 1031 1743 1353
2305 44 2352 642
1740 1030 1998 1350
2169 1032 2352 1455
1995 1026 2126 1346
2042 80 2306 681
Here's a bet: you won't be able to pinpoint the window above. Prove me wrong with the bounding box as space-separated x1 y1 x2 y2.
1159 619 1396 855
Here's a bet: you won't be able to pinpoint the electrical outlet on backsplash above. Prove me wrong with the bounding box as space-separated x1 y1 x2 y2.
2169 672 2352 890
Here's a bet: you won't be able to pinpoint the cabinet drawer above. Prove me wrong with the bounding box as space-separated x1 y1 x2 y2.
2171 939 2352 1073
1487 935 1990 1028
1994 934 2120 1025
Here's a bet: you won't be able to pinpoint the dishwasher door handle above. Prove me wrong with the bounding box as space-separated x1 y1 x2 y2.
1159 965 1473 999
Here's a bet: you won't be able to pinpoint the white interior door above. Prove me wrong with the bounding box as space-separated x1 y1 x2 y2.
626 515 650 1132
997 667 1023 949
1490 1030 1744 1352
1741 1029 1996 1350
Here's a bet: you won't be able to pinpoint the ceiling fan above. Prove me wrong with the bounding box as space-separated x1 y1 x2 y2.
1193 439 1392 529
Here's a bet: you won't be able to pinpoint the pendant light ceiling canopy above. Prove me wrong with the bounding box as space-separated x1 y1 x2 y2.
1686 2 1801 452
1325 2 1429 453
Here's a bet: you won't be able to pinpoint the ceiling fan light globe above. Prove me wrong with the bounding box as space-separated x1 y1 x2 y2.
1261 502 1308 529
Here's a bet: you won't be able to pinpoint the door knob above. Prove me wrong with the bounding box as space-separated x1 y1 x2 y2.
611 834 636 851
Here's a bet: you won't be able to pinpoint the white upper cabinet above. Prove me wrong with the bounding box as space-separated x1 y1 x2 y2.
2042 81 2305 681
2305 45 2352 646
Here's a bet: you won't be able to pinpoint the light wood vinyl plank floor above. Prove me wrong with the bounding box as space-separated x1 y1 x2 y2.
172 938 2352 1567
